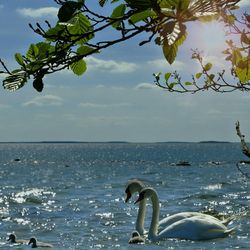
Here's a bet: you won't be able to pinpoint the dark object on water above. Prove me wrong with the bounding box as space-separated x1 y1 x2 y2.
176 161 191 166
239 160 250 164
7 234 28 244
28 237 53 248
14 158 21 162
128 231 145 244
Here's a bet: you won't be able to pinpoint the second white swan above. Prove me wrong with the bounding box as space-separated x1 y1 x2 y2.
125 179 232 236
135 187 235 241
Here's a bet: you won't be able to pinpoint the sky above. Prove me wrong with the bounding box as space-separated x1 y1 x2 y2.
0 0 249 142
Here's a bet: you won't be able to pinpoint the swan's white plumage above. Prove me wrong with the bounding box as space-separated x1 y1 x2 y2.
125 179 232 236
136 187 235 241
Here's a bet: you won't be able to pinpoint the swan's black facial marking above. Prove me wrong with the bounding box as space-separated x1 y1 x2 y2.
134 191 146 204
125 187 131 203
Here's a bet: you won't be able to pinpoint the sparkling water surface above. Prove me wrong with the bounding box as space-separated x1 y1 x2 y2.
0 142 249 249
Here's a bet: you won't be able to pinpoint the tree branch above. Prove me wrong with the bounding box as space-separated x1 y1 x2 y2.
235 120 250 157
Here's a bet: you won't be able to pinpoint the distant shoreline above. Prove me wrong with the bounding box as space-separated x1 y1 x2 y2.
0 141 236 144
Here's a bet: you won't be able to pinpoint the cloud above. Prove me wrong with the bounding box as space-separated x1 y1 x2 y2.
16 7 58 18
135 82 158 90
238 0 250 7
0 4 3 9
86 56 138 73
147 59 185 71
79 102 130 108
23 95 63 107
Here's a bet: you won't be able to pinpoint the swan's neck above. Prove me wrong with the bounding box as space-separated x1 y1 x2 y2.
148 191 160 240
136 199 146 235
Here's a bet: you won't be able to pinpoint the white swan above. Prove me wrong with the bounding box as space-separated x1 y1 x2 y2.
125 179 232 236
135 187 235 241
28 237 53 248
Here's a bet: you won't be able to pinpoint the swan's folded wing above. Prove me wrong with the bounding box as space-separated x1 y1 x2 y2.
158 216 231 241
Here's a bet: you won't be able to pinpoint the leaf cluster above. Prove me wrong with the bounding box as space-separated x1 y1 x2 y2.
0 0 244 92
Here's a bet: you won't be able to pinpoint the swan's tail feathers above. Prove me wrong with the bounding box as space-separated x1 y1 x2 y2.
224 226 237 236
203 226 237 239
221 215 236 226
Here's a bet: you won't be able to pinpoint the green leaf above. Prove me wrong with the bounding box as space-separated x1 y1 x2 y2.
158 0 178 8
179 0 190 11
207 74 215 82
225 14 236 25
204 63 213 71
2 69 28 91
235 58 250 83
26 44 39 60
58 1 80 22
232 49 242 65
45 24 65 42
77 45 97 56
164 72 171 81
15 53 24 66
125 0 153 10
168 82 177 89
162 32 186 64
129 10 156 24
237 60 248 69
195 72 202 79
67 13 94 44
163 43 177 64
70 59 87 76
110 4 126 28
184 81 192 86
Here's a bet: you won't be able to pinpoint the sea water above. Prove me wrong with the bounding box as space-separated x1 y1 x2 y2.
0 142 249 249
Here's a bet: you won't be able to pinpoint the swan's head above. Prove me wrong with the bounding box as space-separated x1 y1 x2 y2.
7 234 16 243
28 237 37 247
134 187 154 204
125 179 144 203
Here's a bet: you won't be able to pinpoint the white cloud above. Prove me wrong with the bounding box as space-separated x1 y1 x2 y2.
17 7 58 18
0 4 3 9
135 82 158 90
238 0 250 7
86 56 138 73
23 95 63 107
79 102 130 108
147 59 185 71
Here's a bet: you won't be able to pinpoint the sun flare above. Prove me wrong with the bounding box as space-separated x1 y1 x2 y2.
194 21 227 54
